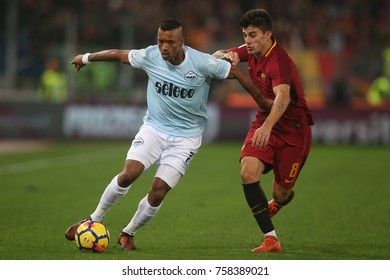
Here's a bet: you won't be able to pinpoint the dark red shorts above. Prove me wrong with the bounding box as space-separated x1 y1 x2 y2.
240 120 312 189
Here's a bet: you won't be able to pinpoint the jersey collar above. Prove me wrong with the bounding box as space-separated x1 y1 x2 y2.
265 38 277 57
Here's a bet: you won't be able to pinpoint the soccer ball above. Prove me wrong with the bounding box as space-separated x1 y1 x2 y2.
75 220 110 253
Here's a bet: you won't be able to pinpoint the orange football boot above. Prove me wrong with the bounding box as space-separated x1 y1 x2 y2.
118 232 137 250
251 236 282 253
65 217 91 241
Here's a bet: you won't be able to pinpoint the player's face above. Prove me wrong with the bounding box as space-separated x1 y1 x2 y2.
242 25 272 58
157 28 184 65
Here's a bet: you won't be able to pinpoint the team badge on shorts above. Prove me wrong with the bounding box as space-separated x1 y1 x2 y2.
132 137 144 148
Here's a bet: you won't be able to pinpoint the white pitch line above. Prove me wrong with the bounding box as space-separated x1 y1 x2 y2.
0 149 124 176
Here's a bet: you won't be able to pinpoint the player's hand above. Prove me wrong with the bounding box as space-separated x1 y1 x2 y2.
70 55 86 72
224 51 240 66
212 50 240 66
251 125 271 148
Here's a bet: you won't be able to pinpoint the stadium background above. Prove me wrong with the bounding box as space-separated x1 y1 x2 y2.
0 0 390 263
0 0 389 144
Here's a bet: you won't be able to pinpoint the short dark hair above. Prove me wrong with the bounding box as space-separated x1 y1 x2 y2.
239 9 272 32
160 18 182 31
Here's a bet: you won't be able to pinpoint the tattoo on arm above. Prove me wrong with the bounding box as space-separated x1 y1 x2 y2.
277 103 286 113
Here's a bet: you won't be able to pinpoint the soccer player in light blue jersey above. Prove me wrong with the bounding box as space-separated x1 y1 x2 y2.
66 18 272 250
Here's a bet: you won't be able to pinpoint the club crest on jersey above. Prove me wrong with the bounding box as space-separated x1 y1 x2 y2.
259 72 267 81
132 49 145 58
184 71 198 84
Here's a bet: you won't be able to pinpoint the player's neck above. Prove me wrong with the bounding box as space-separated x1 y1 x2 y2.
170 49 185 66
255 38 274 60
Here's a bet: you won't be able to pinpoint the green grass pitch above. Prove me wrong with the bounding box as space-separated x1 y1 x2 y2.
0 141 389 260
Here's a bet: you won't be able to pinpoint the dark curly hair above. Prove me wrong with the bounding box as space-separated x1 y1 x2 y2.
160 18 182 31
239 9 272 32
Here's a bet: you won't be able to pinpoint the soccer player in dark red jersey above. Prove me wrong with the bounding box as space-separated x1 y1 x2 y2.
214 9 314 253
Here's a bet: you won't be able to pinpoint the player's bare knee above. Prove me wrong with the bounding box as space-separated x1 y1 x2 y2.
117 170 140 187
148 189 168 207
240 157 263 184
117 161 145 187
240 168 258 184
148 179 170 206
117 174 130 187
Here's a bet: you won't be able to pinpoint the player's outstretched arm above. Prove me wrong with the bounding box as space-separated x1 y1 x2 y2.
70 49 130 72
227 65 273 111
213 50 240 66
212 50 228 59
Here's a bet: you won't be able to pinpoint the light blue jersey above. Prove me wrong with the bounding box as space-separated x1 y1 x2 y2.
128 45 231 137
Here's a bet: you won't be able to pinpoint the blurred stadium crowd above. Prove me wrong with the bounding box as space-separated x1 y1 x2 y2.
0 0 389 107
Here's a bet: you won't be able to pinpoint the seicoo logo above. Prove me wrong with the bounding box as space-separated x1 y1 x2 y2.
184 71 198 84
155 81 195 98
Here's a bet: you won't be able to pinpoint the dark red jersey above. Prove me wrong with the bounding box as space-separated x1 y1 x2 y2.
231 39 313 188
230 40 314 128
